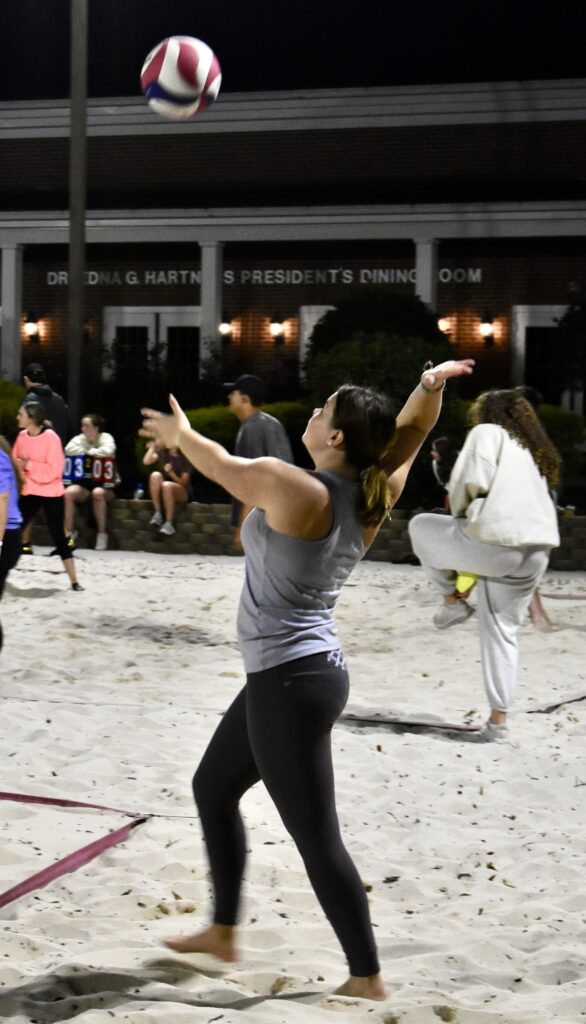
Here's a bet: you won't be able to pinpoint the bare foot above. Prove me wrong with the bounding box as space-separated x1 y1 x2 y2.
163 924 239 962
529 592 552 631
333 974 388 1001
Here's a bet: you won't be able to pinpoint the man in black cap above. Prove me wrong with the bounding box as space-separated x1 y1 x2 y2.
24 363 69 446
224 374 293 548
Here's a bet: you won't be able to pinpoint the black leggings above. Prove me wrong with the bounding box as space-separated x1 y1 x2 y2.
19 494 73 562
193 651 380 977
0 528 22 651
0 527 22 600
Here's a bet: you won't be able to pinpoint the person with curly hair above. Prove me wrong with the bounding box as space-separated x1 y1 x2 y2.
409 388 560 742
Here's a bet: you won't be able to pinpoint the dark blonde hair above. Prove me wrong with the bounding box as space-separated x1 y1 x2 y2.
21 400 51 431
469 389 561 491
332 384 396 526
0 434 23 491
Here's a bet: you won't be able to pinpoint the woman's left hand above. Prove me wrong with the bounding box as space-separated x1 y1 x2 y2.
421 358 475 392
140 395 190 451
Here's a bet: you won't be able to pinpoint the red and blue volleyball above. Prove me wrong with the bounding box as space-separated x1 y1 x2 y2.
140 36 222 120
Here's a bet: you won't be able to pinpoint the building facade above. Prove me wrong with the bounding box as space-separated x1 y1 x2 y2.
1 78 586 410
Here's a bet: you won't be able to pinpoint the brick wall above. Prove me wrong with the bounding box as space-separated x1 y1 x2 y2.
2 120 586 207
30 501 586 571
20 237 586 397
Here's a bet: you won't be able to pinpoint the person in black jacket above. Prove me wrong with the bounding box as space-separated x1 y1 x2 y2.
23 364 69 446
21 363 70 555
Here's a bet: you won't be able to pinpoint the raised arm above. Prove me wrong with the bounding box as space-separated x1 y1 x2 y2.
383 359 475 506
141 397 329 538
142 442 161 467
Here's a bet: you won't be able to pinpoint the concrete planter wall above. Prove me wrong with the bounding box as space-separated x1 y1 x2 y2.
30 500 586 571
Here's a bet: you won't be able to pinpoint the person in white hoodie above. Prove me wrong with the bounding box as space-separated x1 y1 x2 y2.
408 389 560 742
64 413 118 551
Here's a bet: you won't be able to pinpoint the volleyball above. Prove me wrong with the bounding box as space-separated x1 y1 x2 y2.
140 36 222 120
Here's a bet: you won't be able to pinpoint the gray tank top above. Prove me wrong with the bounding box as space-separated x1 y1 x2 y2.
237 470 365 673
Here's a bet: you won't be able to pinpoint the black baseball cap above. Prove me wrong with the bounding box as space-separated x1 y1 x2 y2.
25 362 46 383
223 374 266 405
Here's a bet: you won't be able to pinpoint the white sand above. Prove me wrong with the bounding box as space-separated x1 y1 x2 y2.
1 548 585 1024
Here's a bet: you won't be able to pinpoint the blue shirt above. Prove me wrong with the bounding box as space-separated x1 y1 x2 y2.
0 448 22 529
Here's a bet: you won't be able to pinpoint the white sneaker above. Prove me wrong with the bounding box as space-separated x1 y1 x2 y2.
149 510 163 527
95 532 108 551
433 599 474 629
472 720 509 744
159 522 176 536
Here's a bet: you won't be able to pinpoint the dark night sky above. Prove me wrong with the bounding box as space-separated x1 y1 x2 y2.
0 0 583 101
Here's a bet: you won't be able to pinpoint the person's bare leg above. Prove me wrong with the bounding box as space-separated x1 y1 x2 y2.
22 519 34 545
528 588 552 631
334 974 388 1000
162 481 187 526
63 557 79 588
92 489 108 533
163 923 238 961
162 481 177 526
64 485 88 535
489 709 507 726
149 472 163 513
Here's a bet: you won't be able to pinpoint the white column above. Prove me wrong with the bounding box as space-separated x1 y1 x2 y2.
0 245 23 383
415 239 438 310
199 242 223 375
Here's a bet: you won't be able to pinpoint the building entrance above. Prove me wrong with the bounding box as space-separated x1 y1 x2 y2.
511 304 583 414
102 306 201 406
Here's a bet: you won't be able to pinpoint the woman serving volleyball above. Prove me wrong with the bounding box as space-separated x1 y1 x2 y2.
141 357 474 1001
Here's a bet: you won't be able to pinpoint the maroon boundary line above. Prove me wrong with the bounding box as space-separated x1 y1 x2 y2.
0 791 150 910
0 791 137 816
0 816 149 910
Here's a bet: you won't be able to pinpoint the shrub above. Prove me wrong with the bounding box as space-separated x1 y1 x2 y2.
538 404 585 486
305 332 453 408
134 400 313 497
308 288 447 356
0 379 26 439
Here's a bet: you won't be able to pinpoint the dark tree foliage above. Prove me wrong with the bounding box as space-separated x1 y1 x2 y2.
308 289 448 356
554 302 586 391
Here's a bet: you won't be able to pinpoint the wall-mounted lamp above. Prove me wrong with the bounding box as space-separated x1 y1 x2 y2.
24 313 40 338
218 318 232 339
269 312 285 340
479 311 495 347
437 317 451 334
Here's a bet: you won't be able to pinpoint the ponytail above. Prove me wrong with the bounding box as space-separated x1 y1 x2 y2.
359 464 391 527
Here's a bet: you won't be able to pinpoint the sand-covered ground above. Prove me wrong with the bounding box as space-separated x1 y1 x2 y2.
1 548 585 1024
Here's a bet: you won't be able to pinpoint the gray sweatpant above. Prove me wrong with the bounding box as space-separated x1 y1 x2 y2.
408 513 550 711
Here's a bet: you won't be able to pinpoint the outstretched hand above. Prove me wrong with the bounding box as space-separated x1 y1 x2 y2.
140 395 191 451
421 359 475 392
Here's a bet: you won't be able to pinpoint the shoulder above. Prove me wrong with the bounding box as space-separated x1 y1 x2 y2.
464 423 505 450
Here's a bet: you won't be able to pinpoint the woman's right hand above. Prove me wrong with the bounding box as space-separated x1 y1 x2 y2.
140 395 190 451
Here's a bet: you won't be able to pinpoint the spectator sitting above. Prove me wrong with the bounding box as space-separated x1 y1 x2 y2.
430 436 459 508
64 414 118 551
143 442 192 536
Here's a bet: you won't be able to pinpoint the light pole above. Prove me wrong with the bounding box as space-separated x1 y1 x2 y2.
67 0 88 428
